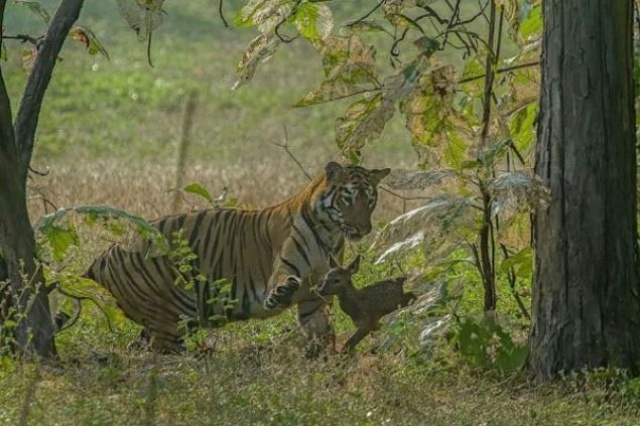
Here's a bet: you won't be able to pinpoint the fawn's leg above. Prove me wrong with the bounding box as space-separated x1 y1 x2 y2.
342 328 371 353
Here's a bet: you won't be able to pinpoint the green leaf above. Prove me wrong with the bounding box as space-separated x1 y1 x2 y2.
69 26 110 59
508 102 537 152
34 205 168 255
293 2 333 41
501 246 533 279
42 225 79 262
457 317 528 372
14 0 50 23
180 182 214 204
518 4 541 40
443 131 467 169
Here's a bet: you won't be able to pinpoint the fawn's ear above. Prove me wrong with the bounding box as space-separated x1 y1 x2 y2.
347 255 361 275
370 167 391 186
329 255 341 269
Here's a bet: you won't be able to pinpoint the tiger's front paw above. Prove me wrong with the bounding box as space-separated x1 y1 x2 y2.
263 276 301 310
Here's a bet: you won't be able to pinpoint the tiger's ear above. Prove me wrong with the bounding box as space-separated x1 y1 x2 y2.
370 167 391 185
347 255 361 275
325 162 346 184
329 255 341 269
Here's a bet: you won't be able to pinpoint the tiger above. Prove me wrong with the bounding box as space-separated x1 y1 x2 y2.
74 162 390 353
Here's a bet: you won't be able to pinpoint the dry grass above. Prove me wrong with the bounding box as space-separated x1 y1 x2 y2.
2 337 640 426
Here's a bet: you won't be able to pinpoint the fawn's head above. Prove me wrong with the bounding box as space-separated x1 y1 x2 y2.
317 255 361 296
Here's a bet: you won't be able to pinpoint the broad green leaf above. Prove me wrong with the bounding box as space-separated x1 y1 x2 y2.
443 131 468 169
181 182 214 204
14 0 50 23
42 225 79 262
508 102 537 152
518 4 541 40
35 205 168 256
457 317 528 372
69 26 110 59
500 246 533 279
293 2 333 41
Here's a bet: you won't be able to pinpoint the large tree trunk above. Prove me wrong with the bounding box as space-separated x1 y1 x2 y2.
529 0 640 381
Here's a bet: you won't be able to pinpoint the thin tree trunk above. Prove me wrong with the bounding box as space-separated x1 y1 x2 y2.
0 0 85 357
529 0 640 381
0 33 56 357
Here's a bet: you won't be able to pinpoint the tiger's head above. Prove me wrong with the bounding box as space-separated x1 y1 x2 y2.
317 162 390 242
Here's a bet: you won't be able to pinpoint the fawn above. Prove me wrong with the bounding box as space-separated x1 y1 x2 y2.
317 255 415 353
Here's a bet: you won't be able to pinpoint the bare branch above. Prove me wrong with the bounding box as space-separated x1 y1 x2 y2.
349 0 384 26
271 126 312 181
458 61 540 84
2 34 42 46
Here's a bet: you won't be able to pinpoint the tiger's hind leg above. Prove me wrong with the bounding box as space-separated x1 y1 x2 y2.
263 276 301 311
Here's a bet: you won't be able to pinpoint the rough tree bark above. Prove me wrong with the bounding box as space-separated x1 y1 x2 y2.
0 0 85 357
529 0 640 381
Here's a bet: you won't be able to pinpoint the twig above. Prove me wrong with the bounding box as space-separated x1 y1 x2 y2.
54 285 118 334
173 90 198 213
28 165 49 176
379 186 433 201
499 244 531 320
218 0 228 27
271 126 312 181
2 34 42 46
350 0 384 25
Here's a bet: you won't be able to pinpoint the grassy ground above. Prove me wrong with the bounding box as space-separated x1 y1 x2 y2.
1 1 639 425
